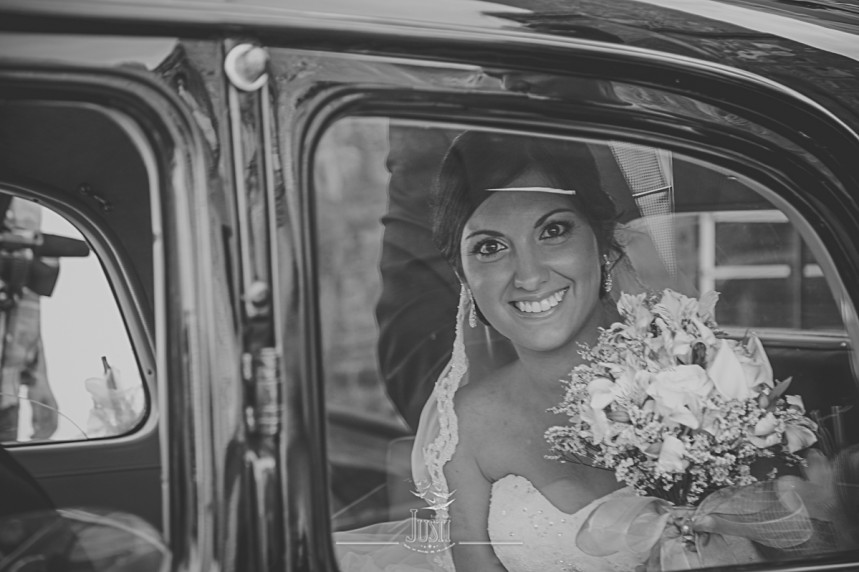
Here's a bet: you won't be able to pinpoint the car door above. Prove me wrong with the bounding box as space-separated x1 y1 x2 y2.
2 2 859 571
0 93 163 524
0 30 243 553
261 15 859 572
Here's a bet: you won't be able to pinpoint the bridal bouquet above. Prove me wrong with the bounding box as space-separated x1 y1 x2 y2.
546 289 817 504
545 289 825 569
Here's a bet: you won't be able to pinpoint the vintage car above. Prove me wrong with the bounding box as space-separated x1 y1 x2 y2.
0 0 858 570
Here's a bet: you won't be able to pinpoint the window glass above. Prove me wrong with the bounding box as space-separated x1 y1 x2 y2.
314 118 859 569
0 193 145 444
673 210 842 331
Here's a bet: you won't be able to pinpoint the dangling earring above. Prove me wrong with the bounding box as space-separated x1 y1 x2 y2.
602 254 613 294
467 289 478 328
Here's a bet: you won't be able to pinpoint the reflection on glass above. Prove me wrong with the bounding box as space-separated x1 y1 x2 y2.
0 194 144 444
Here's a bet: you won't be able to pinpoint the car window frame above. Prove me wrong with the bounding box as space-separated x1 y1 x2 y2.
288 63 859 570
0 105 159 447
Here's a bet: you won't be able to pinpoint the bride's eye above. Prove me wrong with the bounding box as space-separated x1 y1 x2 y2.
540 220 572 242
471 238 507 260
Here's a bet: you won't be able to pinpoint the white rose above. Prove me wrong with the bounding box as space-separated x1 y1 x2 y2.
646 365 712 429
656 434 688 474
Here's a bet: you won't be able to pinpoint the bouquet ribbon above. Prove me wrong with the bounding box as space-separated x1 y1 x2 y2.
577 478 822 570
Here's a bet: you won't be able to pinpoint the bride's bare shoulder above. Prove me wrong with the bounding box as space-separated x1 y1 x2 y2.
452 362 519 435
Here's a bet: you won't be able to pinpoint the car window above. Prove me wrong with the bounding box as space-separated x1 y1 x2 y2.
0 192 145 444
639 156 843 333
314 117 859 567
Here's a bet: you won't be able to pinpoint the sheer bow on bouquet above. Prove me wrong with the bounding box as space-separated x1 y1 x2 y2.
545 289 836 570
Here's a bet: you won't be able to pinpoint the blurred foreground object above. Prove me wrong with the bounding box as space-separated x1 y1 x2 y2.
0 508 170 571
0 198 58 442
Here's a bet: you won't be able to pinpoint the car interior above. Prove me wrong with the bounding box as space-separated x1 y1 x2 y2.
0 100 160 527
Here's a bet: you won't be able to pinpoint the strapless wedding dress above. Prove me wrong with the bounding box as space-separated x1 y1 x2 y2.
336 474 642 572
488 475 642 572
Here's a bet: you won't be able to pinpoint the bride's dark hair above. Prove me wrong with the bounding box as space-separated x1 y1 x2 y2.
431 131 621 276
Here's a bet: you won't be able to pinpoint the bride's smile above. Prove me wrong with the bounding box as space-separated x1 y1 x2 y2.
510 286 567 315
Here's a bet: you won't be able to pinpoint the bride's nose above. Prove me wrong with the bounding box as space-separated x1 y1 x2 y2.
512 248 549 291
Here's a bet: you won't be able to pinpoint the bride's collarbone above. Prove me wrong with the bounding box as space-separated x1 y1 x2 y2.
498 466 621 516
465 396 618 514
459 381 564 456
475 419 592 491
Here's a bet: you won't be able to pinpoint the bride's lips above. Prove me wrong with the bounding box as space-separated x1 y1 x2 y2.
510 287 569 316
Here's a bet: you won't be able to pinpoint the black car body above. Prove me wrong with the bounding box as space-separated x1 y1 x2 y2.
1 0 858 570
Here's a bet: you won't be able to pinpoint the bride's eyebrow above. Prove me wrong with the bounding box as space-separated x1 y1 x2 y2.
464 208 576 240
464 229 504 241
534 208 576 228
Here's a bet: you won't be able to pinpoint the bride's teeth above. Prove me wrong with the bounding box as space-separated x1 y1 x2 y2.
515 289 566 313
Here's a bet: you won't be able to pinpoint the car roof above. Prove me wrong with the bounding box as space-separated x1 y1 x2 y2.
2 0 858 40
2 0 858 133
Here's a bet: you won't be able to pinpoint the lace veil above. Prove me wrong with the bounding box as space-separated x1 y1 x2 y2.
410 286 469 516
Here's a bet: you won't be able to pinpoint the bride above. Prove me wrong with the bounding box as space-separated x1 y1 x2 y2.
337 131 647 572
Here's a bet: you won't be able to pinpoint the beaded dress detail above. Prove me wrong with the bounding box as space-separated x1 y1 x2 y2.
488 476 641 572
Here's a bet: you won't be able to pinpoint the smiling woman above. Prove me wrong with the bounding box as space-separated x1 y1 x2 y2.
318 118 859 571
426 131 641 572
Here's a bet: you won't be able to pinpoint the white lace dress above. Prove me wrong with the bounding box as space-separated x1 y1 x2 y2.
488 476 641 572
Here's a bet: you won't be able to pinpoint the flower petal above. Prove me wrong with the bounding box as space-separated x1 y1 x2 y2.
742 335 774 389
656 435 687 473
708 340 749 400
785 394 806 412
754 412 778 436
785 424 817 453
588 377 616 410
698 291 719 321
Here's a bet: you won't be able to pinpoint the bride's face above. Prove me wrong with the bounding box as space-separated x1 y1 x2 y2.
460 189 603 355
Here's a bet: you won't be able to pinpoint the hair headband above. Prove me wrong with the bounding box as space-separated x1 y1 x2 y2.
485 186 576 195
